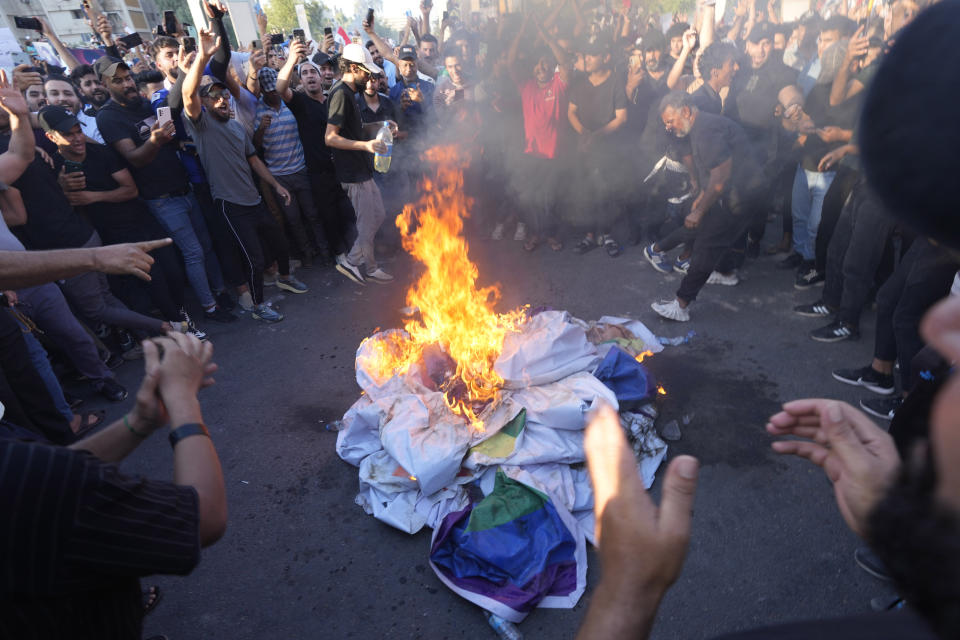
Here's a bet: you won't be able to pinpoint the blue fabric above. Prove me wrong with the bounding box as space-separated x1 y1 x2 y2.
593 346 655 404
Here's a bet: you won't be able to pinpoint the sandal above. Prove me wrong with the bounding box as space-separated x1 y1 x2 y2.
548 238 563 251
572 235 597 254
523 237 540 252
143 585 163 615
73 410 105 439
603 237 622 257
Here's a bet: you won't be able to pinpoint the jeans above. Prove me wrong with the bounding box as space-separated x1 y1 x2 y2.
791 165 836 261
145 192 224 308
217 199 290 305
13 313 73 422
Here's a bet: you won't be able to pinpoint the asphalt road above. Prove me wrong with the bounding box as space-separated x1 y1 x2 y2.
85 226 898 640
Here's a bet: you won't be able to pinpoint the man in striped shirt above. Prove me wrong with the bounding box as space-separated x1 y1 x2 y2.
254 67 324 268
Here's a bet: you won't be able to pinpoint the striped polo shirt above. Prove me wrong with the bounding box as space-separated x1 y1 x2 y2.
254 100 307 176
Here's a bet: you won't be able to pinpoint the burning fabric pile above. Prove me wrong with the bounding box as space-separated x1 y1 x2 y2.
335 147 670 623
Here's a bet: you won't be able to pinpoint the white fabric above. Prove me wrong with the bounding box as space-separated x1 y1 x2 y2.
495 310 599 388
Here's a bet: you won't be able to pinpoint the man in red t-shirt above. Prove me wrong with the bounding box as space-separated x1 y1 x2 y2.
507 15 572 252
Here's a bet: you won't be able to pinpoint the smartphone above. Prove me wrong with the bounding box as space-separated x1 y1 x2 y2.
269 33 285 45
251 39 260 49
180 36 196 53
156 24 166 36
157 106 172 128
13 16 43 31
442 10 449 20
118 32 143 48
163 10 177 35
366 8 374 24
324 26 333 36
454 88 464 101
292 28 305 45
63 159 84 174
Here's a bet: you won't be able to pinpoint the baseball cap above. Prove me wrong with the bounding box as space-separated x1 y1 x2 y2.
747 22 776 43
258 66 279 93
199 80 228 97
38 104 80 134
342 42 382 74
582 38 610 56
93 55 128 80
398 45 417 61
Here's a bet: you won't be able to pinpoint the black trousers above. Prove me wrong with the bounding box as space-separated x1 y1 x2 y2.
815 167 857 272
217 199 290 306
821 180 896 329
874 239 958 382
109 243 187 322
193 182 246 288
309 170 357 258
676 198 751 303
0 311 73 444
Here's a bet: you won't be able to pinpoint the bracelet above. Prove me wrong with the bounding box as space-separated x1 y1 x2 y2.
169 422 210 448
124 414 149 438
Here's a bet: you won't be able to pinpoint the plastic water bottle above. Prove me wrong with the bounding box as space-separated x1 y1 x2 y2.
374 122 392 173
485 612 523 640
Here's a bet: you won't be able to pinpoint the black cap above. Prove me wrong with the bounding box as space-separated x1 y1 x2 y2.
582 38 610 55
398 45 417 61
198 80 228 97
641 29 666 53
747 22 776 43
310 51 333 67
93 55 128 79
38 105 80 134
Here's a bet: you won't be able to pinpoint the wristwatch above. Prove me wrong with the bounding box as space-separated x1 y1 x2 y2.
169 422 210 448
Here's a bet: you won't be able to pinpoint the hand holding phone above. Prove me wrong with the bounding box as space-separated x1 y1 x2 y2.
157 106 172 128
14 16 43 32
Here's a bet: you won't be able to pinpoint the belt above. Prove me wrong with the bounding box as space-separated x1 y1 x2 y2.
152 186 192 199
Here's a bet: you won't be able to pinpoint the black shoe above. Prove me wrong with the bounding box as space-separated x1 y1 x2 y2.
795 265 825 290
216 290 236 312
778 252 803 269
811 320 859 342
105 353 125 370
832 365 895 395
96 378 128 402
118 329 136 352
204 306 237 323
860 396 903 421
794 300 834 317
854 547 893 581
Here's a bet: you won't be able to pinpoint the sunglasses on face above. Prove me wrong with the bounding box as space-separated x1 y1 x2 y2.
205 90 229 100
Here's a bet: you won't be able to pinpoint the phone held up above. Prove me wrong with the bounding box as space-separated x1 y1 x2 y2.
13 16 42 32
180 36 196 54
156 106 172 128
118 32 144 49
163 10 178 36
366 7 375 25
268 33 285 46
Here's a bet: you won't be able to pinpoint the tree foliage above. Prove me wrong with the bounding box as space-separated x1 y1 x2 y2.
263 0 330 36
153 0 193 28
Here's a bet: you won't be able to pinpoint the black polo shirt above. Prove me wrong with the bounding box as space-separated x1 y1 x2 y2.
724 57 797 139
96 96 189 199
326 80 373 184
691 83 723 115
285 91 336 176
0 426 200 639
0 135 94 250
688 111 762 196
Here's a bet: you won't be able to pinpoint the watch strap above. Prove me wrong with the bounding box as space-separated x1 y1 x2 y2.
168 422 210 448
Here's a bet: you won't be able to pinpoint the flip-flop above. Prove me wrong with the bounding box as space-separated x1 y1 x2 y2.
603 238 622 257
523 237 540 252
572 237 597 254
143 585 163 615
73 410 105 439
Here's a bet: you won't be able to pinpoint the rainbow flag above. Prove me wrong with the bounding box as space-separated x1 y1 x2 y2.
429 469 586 622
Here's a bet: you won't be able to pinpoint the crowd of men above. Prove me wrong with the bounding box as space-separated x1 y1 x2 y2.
0 0 959 637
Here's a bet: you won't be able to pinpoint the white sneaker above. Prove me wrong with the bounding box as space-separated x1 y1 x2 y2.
238 291 254 311
367 268 394 284
652 299 691 322
491 223 505 240
335 254 366 285
513 222 527 241
263 272 279 287
706 271 739 286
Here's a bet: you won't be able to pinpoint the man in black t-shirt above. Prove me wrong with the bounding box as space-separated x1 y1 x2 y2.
94 56 234 325
276 46 357 263
648 92 762 322
567 40 629 257
325 43 395 286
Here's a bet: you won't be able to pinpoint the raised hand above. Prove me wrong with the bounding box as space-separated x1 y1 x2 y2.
198 26 220 59
91 238 174 281
0 70 29 118
767 399 900 537
149 118 176 146
11 64 42 93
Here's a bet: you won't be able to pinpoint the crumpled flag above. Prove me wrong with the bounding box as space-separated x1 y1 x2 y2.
592 346 656 406
429 469 586 623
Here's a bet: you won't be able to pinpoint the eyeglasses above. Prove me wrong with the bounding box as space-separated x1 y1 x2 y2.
205 90 229 100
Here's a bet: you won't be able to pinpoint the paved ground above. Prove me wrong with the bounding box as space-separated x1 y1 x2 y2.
82 226 900 639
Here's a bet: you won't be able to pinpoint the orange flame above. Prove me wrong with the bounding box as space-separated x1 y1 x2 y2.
358 146 526 429
657 384 667 396
635 350 654 363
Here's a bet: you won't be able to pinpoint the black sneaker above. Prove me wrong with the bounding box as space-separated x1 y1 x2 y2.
794 300 834 317
832 365 896 395
795 265 826 290
810 320 859 342
860 396 903 421
96 378 128 402
854 547 893 581
204 306 238 323
778 252 803 269
216 290 236 312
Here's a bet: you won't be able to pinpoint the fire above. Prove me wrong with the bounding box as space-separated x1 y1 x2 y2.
657 384 667 396
358 146 526 429
635 350 654 363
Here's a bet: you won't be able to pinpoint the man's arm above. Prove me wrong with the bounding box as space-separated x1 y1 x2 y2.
109 120 176 168
64 168 138 207
0 186 26 226
246 154 291 206
596 107 628 136
687 157 732 227
183 28 221 121
325 122 385 154
0 238 173 289
506 13 529 88
39 17 80 71
0 71 35 185
831 26 868 106
363 16 400 68
667 29 697 89
568 101 586 134
277 41 308 103
534 20 572 86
